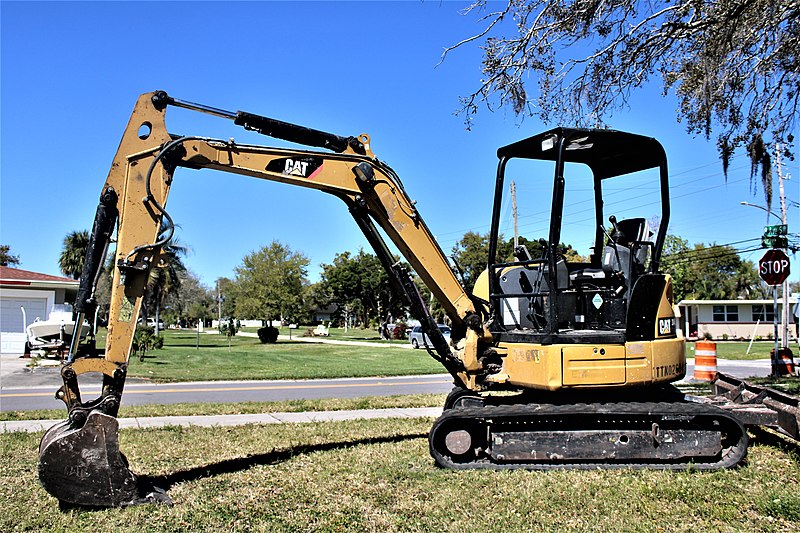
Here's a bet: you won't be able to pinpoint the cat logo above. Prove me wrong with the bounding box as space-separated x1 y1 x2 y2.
266 157 323 179
658 317 675 337
285 159 309 176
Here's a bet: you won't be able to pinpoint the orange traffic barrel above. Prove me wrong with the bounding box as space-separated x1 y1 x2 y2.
693 341 717 381
771 347 795 376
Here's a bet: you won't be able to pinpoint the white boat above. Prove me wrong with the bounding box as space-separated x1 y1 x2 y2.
25 303 90 347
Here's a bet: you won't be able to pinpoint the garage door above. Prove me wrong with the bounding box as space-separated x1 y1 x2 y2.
1 297 48 333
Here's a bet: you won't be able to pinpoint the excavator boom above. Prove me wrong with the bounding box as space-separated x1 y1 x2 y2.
39 91 487 506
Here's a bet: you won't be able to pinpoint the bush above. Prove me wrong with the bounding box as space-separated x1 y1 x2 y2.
703 331 713 340
392 321 408 340
219 318 238 336
722 333 729 340
257 326 279 344
132 326 162 361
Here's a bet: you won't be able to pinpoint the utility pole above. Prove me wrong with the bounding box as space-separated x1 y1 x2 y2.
217 279 222 325
511 180 519 249
775 143 790 349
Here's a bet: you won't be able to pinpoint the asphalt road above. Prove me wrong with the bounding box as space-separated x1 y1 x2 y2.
0 357 773 412
0 371 455 412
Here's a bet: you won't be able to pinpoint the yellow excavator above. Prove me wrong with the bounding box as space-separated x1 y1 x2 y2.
38 92 799 507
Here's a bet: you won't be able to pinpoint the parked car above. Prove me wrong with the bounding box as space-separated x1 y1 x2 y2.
408 324 451 349
138 317 165 329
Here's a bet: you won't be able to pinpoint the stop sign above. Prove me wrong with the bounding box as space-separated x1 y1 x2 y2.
759 249 791 285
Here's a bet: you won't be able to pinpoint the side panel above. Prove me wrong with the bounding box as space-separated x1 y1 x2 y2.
562 345 626 386
497 338 685 390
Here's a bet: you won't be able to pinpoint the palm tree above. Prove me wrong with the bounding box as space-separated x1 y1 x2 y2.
59 230 90 279
145 234 188 334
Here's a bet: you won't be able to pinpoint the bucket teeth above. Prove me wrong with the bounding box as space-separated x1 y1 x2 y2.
38 411 171 507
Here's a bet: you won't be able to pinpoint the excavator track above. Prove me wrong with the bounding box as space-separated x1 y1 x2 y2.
430 400 748 470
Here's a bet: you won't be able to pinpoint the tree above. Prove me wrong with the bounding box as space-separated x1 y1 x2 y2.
215 277 237 319
59 230 90 279
0 245 20 266
451 231 584 290
659 235 767 300
447 0 798 212
166 270 215 326
451 232 499 291
658 235 693 302
232 241 309 323
302 282 335 323
320 249 406 327
144 237 188 334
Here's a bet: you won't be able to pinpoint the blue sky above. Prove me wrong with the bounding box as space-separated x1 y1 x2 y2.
2 1 797 289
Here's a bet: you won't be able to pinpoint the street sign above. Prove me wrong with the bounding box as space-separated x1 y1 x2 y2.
761 236 789 249
759 249 791 286
764 224 788 237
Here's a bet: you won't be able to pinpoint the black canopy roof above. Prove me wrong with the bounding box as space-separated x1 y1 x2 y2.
496 127 666 179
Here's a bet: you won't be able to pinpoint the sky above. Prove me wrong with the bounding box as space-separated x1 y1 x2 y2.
2 1 798 291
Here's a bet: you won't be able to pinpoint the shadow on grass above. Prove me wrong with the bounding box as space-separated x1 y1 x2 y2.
142 432 428 492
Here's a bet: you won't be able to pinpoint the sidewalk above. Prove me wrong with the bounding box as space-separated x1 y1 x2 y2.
1 406 442 433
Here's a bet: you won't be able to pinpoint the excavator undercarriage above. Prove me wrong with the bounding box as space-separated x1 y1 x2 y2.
431 386 750 470
36 91 800 507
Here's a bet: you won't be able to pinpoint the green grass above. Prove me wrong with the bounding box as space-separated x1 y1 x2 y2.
0 394 447 422
2 420 799 530
126 330 440 382
687 340 786 360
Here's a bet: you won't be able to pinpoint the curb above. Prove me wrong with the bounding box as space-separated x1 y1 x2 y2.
1 407 443 434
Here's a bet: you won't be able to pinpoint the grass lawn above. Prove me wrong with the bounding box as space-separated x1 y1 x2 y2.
687 340 791 360
2 419 799 530
125 330 441 382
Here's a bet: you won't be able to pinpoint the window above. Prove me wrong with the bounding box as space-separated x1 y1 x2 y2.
712 305 739 322
751 304 775 322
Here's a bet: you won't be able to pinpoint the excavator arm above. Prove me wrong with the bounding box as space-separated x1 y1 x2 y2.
39 91 490 506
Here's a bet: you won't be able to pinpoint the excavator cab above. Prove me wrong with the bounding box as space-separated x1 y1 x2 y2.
485 128 671 344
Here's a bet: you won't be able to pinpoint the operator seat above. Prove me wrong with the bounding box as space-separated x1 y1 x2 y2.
570 217 651 297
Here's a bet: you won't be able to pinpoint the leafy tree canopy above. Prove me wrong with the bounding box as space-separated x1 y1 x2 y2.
659 234 767 300
167 270 215 324
0 245 20 267
320 249 406 327
232 241 309 322
451 231 584 290
448 0 798 211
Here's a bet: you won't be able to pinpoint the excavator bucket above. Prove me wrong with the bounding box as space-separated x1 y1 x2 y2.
38 411 170 507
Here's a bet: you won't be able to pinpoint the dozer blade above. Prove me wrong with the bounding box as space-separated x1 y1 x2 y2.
39 411 171 507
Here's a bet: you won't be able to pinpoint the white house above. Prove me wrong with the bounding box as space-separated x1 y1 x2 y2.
677 297 798 341
0 266 79 354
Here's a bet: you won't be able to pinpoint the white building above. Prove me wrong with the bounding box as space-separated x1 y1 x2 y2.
677 297 798 341
1 266 79 353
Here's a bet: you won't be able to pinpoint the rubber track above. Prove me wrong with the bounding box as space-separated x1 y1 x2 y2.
429 400 748 471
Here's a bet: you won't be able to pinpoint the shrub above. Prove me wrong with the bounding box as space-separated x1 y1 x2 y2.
257 326 279 344
218 317 238 336
132 325 162 361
